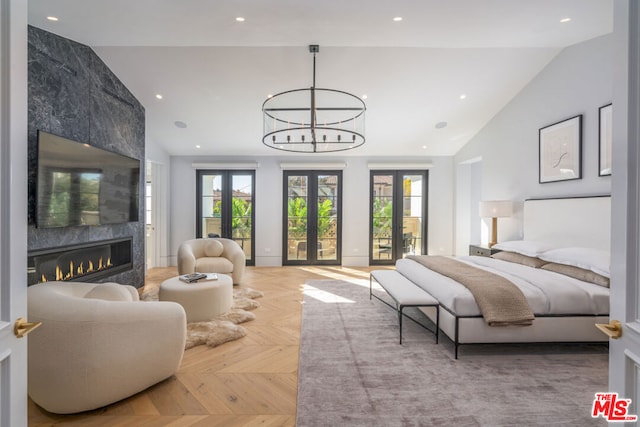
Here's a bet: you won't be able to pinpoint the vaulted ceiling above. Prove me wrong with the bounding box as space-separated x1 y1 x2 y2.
27 0 613 157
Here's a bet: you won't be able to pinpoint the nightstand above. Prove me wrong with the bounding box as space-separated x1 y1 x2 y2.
468 244 501 257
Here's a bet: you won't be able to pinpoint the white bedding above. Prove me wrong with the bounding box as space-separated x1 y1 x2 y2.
395 256 610 318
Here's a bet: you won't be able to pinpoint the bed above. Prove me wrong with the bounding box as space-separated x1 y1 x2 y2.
395 196 611 357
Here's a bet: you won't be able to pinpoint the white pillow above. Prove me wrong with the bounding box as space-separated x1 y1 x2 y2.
538 247 610 278
204 239 224 257
492 240 556 257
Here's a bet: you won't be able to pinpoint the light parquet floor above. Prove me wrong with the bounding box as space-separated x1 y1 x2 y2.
28 265 384 427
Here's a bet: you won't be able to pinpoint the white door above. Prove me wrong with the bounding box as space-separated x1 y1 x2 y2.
145 162 156 269
608 0 640 423
145 161 166 268
0 1 29 425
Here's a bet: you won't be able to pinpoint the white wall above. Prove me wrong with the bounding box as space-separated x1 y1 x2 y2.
455 158 483 255
425 156 455 256
454 34 613 248
166 155 454 266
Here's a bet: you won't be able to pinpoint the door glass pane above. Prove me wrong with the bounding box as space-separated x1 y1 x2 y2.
317 174 338 261
145 165 154 267
402 174 423 256
372 174 393 260
232 174 253 260
201 174 222 238
287 175 308 261
145 183 152 225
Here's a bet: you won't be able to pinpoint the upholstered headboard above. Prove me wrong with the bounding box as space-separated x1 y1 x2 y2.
523 196 611 252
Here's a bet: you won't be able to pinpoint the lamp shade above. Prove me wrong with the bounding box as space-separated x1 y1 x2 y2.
479 200 513 218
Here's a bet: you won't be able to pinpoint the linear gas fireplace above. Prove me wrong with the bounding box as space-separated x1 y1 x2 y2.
27 237 133 285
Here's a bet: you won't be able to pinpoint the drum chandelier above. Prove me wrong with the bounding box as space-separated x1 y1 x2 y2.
262 45 366 153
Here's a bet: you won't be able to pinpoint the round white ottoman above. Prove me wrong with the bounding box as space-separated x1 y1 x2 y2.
159 274 233 322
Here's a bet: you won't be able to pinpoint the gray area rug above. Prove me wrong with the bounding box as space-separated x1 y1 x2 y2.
297 279 608 427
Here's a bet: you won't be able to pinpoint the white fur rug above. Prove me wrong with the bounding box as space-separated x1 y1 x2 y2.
141 286 263 350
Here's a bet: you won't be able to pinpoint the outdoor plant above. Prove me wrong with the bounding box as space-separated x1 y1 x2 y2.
316 198 334 239
231 197 252 238
287 197 308 238
372 197 393 238
212 197 252 238
287 197 335 239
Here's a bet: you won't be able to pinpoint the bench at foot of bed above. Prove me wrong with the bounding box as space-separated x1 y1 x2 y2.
370 270 439 345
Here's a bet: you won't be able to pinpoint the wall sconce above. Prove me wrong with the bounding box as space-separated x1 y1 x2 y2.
479 200 513 247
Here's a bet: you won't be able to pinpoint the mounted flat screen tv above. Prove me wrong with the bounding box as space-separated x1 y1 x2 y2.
36 131 140 228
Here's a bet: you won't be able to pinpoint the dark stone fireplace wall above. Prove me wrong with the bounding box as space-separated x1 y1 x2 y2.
27 26 145 287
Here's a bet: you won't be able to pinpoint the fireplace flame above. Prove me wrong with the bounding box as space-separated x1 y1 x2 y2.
40 255 116 283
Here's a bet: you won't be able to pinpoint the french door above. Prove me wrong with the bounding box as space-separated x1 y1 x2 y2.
370 170 428 265
196 170 255 265
283 171 342 265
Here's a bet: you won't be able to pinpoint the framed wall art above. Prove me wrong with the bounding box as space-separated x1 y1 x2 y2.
539 115 582 183
598 103 612 176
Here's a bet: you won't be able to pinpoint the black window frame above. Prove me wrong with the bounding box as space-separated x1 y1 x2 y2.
196 169 255 266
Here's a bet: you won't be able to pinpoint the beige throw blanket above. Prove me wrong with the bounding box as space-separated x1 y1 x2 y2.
407 255 534 326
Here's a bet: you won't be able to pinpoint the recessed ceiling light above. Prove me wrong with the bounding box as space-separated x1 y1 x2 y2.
422 145 427 149
155 94 163 100
195 145 201 149
459 94 467 100
174 121 187 129
236 17 245 22
362 94 368 100
560 17 571 23
47 16 59 21
393 17 403 22
267 94 273 98
435 121 448 129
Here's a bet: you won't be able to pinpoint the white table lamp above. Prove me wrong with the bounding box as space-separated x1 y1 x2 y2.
479 200 513 247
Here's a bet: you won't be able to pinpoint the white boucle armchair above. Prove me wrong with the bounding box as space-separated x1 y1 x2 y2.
27 281 186 414
177 238 246 284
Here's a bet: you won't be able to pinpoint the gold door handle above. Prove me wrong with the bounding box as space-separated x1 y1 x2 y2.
14 317 42 338
595 320 622 339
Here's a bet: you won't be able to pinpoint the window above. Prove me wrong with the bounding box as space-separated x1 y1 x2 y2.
197 170 255 265
370 170 428 264
283 171 342 265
